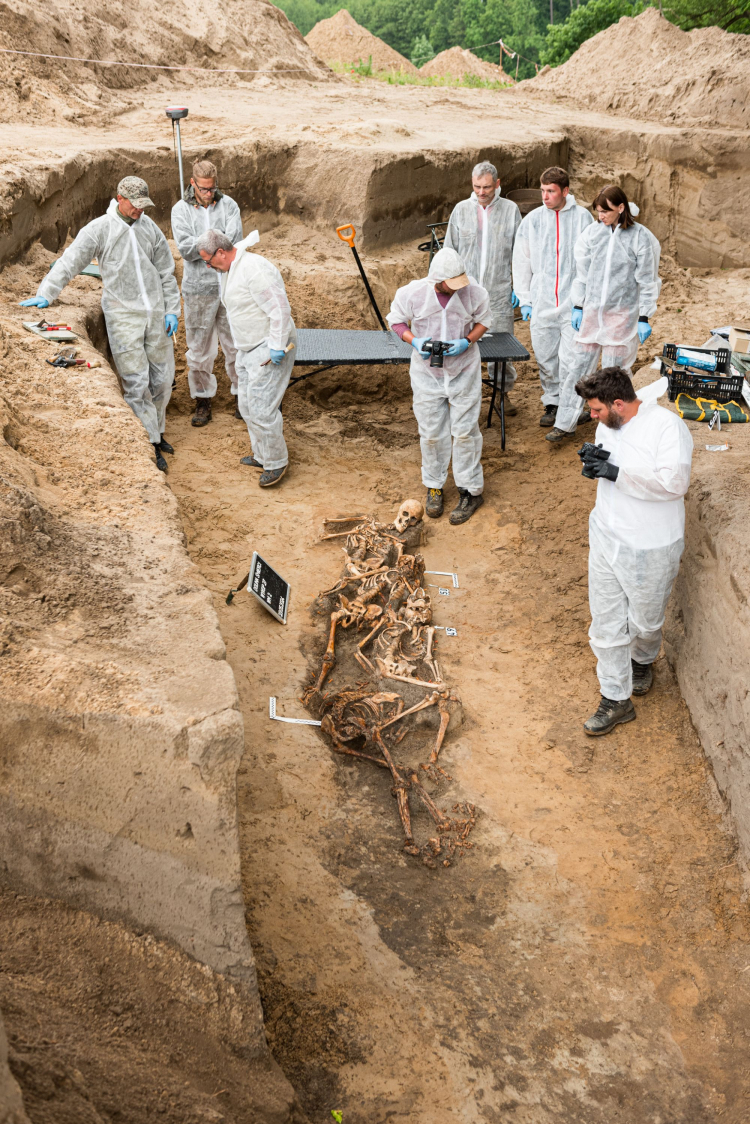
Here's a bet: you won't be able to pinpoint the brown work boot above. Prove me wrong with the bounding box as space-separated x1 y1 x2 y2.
191 397 213 427
503 394 517 416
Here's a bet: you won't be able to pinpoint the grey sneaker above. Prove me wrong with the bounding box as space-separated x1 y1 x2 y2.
540 404 558 427
583 696 636 736
426 488 444 518
449 490 484 525
545 426 573 444
259 465 287 487
631 660 654 696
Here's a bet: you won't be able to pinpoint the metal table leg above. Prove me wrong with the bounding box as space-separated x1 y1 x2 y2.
486 360 498 429
500 360 506 451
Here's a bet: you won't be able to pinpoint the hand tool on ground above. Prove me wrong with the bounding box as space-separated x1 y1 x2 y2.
335 224 388 331
166 106 188 198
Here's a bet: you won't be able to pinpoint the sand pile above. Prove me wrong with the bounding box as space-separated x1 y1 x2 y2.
421 46 507 82
305 9 417 73
0 0 330 127
524 8 750 131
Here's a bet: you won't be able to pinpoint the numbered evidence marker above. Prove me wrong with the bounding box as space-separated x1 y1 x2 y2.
248 552 290 624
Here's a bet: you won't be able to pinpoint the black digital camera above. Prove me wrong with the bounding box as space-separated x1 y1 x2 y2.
577 442 611 479
423 340 449 368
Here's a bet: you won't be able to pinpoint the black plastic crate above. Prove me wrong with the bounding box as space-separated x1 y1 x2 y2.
661 343 743 403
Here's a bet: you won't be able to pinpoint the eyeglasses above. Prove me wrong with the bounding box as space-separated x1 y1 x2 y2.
204 250 220 269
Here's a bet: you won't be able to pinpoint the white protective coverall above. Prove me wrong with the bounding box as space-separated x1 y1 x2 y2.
221 232 296 470
37 200 180 445
588 393 692 701
556 219 661 432
171 187 243 399
512 193 593 406
387 247 491 496
444 188 521 391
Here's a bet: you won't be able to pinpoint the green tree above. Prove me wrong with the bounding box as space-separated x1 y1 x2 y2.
541 0 646 65
662 0 750 32
411 33 436 65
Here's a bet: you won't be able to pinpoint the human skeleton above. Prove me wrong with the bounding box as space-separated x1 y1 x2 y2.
305 500 476 865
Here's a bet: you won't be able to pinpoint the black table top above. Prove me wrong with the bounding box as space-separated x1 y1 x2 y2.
294 329 529 366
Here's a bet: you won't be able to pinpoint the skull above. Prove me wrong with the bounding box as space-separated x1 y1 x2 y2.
393 498 425 534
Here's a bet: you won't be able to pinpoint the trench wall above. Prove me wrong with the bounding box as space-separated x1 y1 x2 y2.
0 295 269 1058
664 434 750 858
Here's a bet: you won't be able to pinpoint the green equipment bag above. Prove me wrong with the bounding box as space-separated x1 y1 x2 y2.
675 393 750 423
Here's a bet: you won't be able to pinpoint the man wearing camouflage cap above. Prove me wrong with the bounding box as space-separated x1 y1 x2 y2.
21 176 181 472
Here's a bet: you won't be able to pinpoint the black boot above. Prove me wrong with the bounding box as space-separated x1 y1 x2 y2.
631 660 654 696
449 490 484 525
153 443 168 472
540 404 558 427
159 437 174 455
583 696 636 736
191 397 213 427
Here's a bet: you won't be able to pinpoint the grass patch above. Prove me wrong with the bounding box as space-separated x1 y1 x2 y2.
326 59 512 88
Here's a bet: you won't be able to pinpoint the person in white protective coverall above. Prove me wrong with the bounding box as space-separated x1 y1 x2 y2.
387 246 491 526
512 166 593 430
197 228 295 488
547 184 661 444
171 159 243 428
574 366 693 736
20 176 180 473
443 160 521 416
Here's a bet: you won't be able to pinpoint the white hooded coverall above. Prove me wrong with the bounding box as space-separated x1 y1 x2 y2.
512 194 593 406
171 188 243 399
588 395 692 701
37 199 180 445
387 248 491 496
444 189 521 391
221 233 296 470
557 220 661 432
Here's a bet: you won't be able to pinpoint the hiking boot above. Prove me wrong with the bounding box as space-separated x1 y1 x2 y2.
426 488 444 518
191 397 213 427
503 394 517 416
583 696 636 736
159 438 174 455
240 455 263 468
259 465 287 487
153 443 168 473
545 426 573 444
540 404 558 427
449 490 484 525
577 410 592 426
234 405 243 420
631 659 654 696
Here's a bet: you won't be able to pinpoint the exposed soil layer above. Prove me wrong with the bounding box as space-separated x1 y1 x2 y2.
520 8 750 131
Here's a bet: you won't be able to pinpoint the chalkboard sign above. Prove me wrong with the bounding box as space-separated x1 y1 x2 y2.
247 552 290 624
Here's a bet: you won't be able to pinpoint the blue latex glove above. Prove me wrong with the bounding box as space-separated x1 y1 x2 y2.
165 314 178 337
445 338 469 357
637 321 652 344
269 348 286 365
411 336 432 355
571 307 583 332
521 305 532 321
19 296 49 308
511 290 520 308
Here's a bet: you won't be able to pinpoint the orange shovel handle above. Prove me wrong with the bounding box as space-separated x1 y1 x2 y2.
336 223 356 248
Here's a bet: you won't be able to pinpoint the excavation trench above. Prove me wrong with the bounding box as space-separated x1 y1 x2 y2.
2 127 750 1124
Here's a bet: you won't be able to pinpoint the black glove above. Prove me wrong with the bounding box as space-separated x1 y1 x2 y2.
589 458 619 482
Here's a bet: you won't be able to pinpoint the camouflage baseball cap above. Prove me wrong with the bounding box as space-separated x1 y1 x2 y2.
116 176 155 208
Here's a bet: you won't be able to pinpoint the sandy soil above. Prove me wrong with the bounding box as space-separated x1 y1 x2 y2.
305 10 417 73
521 8 750 131
151 227 750 1123
422 46 507 82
